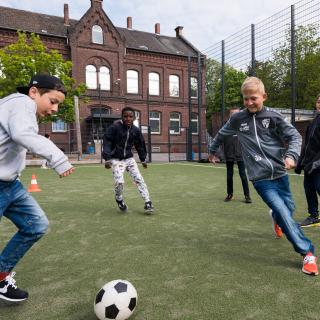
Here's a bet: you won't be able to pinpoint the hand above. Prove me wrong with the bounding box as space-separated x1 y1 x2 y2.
105 161 112 169
142 162 148 169
208 154 216 164
59 167 75 178
284 157 296 170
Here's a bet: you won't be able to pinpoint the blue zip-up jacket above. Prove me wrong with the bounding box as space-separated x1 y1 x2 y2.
209 106 302 182
102 120 147 162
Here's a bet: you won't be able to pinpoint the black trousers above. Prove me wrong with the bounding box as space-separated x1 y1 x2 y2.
226 161 250 196
303 168 320 217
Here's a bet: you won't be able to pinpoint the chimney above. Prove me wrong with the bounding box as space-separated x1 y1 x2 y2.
127 16 132 29
155 23 160 35
91 0 103 8
64 4 70 26
175 26 183 37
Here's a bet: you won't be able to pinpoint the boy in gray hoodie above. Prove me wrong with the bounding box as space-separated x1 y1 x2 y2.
209 77 318 276
0 74 74 302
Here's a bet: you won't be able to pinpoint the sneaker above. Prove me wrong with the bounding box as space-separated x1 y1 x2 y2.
144 201 154 214
244 195 252 203
269 210 283 239
300 216 320 228
116 199 128 212
224 194 234 202
0 272 28 302
302 252 319 276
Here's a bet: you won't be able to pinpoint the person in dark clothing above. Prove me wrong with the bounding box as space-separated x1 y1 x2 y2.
103 107 154 214
295 94 320 227
223 107 251 203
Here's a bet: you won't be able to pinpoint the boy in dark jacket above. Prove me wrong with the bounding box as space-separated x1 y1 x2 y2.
222 107 251 203
209 77 318 276
103 107 154 214
295 94 320 227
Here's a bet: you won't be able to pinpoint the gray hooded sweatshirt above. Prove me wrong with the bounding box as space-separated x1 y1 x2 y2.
0 93 72 181
209 106 302 182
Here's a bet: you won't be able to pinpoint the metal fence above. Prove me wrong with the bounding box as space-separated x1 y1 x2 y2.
203 0 320 128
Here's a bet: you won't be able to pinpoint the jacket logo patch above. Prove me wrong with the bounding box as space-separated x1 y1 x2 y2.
239 123 249 132
254 155 262 161
262 118 270 128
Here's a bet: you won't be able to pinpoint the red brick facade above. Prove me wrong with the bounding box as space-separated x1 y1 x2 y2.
0 0 206 155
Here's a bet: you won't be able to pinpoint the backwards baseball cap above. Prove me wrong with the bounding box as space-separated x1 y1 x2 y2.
16 74 67 95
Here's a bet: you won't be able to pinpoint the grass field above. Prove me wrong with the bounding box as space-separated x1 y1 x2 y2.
0 163 320 320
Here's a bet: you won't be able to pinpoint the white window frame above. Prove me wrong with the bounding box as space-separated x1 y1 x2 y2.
149 111 161 134
92 25 103 44
191 112 199 135
99 66 110 91
86 65 97 89
133 110 140 128
52 119 67 132
191 77 198 98
148 72 160 96
127 70 139 94
169 75 179 97
169 112 181 135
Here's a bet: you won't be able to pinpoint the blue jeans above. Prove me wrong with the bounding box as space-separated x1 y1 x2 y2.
253 175 314 255
303 168 320 217
0 179 49 272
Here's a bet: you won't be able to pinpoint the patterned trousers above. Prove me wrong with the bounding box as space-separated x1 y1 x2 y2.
111 157 150 202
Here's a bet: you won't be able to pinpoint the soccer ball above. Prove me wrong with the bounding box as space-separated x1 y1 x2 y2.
94 280 138 320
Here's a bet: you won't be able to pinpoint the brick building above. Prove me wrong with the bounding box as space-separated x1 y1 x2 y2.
0 0 206 158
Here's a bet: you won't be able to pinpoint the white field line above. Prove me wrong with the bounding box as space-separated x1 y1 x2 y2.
73 162 304 176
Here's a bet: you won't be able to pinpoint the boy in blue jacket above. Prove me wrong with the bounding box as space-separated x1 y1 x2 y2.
103 107 154 214
0 74 74 302
209 77 318 276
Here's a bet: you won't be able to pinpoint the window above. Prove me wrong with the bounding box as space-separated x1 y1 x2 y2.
86 65 97 89
149 111 161 134
52 119 67 132
127 70 139 94
99 66 110 90
191 113 198 134
148 72 160 96
169 75 179 97
92 25 103 44
169 112 181 134
133 110 140 128
191 77 198 98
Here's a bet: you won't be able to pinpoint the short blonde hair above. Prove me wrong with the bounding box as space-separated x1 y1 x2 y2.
241 77 265 94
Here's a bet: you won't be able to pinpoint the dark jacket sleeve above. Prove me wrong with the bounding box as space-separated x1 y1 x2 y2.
295 126 309 174
134 128 147 162
102 125 115 161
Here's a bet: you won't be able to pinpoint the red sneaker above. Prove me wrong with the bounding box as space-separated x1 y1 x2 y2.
269 210 283 239
302 252 319 276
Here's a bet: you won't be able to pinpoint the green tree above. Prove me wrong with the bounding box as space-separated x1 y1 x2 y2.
0 32 86 122
254 24 320 110
205 58 246 131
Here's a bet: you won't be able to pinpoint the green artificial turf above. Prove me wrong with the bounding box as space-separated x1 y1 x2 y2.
0 163 319 320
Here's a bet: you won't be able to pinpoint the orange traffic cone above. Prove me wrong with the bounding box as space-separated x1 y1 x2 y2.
28 174 41 192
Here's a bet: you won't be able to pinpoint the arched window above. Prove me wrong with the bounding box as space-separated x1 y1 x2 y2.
169 75 179 97
191 112 198 134
92 25 103 44
99 66 110 90
148 72 160 96
169 112 181 134
149 111 161 134
127 70 139 94
191 77 198 98
86 65 97 89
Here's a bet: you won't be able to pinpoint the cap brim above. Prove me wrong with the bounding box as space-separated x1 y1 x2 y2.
16 86 30 94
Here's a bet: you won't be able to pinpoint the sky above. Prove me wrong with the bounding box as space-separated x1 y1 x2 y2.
1 0 299 51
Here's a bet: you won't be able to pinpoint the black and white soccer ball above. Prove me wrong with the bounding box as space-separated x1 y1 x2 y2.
94 279 138 320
